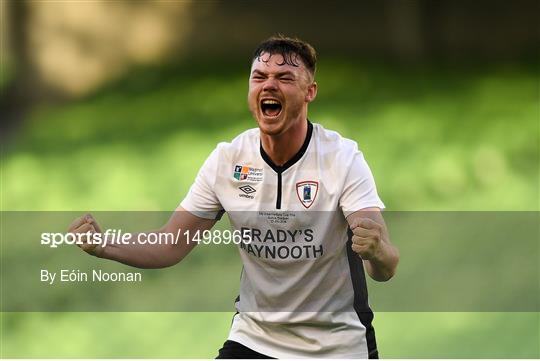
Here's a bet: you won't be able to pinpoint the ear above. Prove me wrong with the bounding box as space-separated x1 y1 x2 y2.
305 81 318 103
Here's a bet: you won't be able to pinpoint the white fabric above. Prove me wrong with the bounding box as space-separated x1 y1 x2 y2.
180 122 384 358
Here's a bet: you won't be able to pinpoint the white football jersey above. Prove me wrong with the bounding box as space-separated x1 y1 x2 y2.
181 121 384 358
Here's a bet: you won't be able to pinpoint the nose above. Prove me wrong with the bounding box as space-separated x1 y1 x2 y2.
262 78 278 92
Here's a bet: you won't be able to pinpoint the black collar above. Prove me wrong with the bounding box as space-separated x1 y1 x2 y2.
260 120 313 173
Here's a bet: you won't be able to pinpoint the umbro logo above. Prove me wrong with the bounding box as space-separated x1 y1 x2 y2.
238 185 256 199
239 185 256 194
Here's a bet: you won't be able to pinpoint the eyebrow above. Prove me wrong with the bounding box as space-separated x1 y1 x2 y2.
251 69 296 77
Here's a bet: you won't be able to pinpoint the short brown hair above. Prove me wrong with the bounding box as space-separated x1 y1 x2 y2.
252 34 317 76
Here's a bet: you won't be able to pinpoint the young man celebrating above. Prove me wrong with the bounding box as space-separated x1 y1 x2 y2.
71 35 399 359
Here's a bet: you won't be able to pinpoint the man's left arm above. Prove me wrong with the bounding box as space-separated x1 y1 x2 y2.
347 207 399 282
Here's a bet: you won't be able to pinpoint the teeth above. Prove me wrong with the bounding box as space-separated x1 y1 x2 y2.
262 99 280 105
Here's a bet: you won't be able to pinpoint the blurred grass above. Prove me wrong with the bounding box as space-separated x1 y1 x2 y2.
1 312 537 358
1 59 538 358
2 60 538 211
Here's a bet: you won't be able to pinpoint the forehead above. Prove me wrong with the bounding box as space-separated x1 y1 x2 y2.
250 52 308 75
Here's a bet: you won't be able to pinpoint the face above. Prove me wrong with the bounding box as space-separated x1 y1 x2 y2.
248 52 317 136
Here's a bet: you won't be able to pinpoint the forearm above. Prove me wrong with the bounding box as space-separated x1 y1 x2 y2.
98 230 194 269
347 208 399 282
365 240 399 282
75 209 215 268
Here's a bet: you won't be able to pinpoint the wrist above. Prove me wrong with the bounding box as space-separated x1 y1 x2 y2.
371 240 387 263
93 244 108 259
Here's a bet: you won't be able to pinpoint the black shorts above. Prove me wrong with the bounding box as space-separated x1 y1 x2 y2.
216 340 273 359
216 339 379 359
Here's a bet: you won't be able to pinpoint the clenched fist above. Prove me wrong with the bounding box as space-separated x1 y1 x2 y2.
68 213 104 257
350 217 383 260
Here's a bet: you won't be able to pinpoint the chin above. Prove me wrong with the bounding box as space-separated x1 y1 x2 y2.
257 117 285 136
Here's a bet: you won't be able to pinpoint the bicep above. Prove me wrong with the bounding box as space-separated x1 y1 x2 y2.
164 206 217 233
339 152 385 217
179 147 223 219
161 206 218 258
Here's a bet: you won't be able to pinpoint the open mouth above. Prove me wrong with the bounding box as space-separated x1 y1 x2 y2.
260 98 282 118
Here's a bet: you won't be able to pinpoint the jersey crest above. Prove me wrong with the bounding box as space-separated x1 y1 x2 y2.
296 181 319 209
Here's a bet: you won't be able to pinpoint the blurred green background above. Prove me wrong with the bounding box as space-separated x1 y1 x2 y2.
1 0 539 358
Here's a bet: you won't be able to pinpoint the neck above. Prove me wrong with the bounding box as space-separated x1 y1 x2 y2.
260 118 309 166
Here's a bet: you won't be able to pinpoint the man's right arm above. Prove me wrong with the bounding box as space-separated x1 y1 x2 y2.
69 207 217 269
